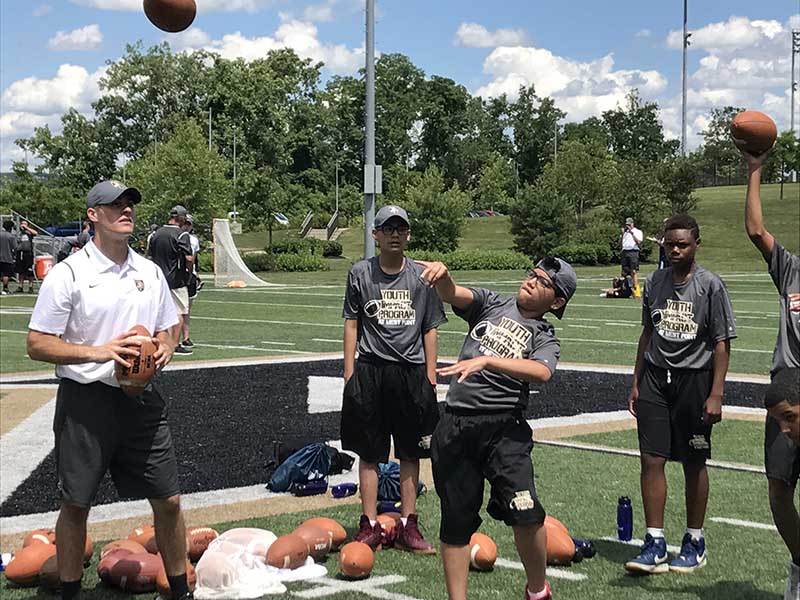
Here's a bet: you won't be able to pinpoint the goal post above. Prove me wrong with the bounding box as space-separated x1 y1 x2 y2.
212 219 279 288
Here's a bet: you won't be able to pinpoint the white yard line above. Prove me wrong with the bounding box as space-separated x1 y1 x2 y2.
494 557 587 581
709 517 777 531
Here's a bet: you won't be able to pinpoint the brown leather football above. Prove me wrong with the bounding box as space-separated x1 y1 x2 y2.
114 325 157 397
108 552 162 593
266 534 309 570
293 525 332 561
5 544 57 586
186 526 219 562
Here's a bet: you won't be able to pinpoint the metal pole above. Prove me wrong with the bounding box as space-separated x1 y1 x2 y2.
554 120 558 162
681 0 689 156
363 0 376 259
208 108 212 151
335 160 340 214
233 130 237 217
791 30 799 135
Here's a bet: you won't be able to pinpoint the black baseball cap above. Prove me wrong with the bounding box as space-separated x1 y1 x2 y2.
86 180 141 208
536 256 577 319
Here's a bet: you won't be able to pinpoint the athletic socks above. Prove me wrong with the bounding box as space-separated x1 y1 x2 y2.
646 527 665 540
686 527 703 541
527 581 551 599
60 579 81 600
400 517 408 526
168 573 190 599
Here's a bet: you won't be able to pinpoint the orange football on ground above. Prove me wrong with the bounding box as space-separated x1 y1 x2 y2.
338 541 374 579
266 534 308 570
5 544 57 586
469 532 497 571
302 517 347 549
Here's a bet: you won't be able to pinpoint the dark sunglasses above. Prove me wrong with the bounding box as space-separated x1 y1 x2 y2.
379 224 410 235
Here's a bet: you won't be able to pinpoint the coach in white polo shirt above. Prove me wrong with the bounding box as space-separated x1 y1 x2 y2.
621 216 644 299
26 180 192 600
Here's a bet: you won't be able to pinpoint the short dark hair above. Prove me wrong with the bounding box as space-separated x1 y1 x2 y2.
2 221 13 231
664 214 700 240
765 369 800 408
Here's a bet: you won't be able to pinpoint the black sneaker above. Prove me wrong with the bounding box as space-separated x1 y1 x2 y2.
174 345 193 355
182 338 194 347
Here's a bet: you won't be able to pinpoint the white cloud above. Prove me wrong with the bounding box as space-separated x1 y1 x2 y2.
455 22 528 48
662 14 798 146
47 24 103 51
32 4 51 17
475 46 667 123
171 18 364 75
70 0 269 12
0 64 108 170
304 2 334 22
635 28 651 39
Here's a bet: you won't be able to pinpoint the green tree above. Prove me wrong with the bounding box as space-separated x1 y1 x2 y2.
476 152 514 212
0 163 84 226
538 139 618 227
416 76 472 181
125 119 231 228
657 156 699 215
510 87 565 185
606 159 668 233
17 110 118 194
510 181 573 259
601 90 678 163
404 167 471 252
697 106 745 186
770 130 800 199
562 116 607 147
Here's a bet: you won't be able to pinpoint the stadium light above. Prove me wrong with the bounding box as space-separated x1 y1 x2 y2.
363 0 377 259
791 29 800 136
681 0 690 156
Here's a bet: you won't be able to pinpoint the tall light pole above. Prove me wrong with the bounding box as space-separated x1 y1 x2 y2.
233 129 237 218
792 29 800 136
335 160 340 214
363 0 376 259
681 0 691 156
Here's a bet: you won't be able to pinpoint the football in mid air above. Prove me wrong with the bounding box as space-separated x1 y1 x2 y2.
143 0 197 33
730 110 777 156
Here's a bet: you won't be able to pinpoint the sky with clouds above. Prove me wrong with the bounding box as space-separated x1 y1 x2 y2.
0 0 797 171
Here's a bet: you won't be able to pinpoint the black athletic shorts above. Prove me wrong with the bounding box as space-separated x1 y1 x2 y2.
340 355 439 463
765 415 800 485
431 408 546 545
54 378 180 507
636 362 713 463
621 249 640 274
15 251 33 276
0 261 14 278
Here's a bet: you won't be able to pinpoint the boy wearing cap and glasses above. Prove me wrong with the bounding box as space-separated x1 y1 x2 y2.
147 205 194 355
418 256 577 600
341 205 446 554
625 214 736 576
26 180 191 600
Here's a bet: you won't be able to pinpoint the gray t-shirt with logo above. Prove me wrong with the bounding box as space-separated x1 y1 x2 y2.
446 288 561 411
768 243 800 373
0 230 17 264
642 265 737 370
342 257 446 364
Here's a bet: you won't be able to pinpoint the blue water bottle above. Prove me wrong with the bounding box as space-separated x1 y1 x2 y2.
617 496 633 541
331 482 358 498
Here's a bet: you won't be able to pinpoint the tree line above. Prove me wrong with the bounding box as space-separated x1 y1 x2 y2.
1 42 797 258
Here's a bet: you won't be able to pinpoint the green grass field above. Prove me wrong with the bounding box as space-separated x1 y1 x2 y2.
1 183 797 376
1 441 785 600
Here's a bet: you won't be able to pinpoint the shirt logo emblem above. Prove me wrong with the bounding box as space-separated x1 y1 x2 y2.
689 435 709 450
509 490 535 511
135 280 145 292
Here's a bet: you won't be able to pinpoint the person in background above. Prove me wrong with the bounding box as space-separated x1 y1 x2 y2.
16 220 37 293
181 214 201 348
76 221 92 249
621 217 644 298
0 221 18 295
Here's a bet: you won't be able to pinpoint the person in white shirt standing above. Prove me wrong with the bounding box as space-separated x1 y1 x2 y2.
621 216 644 299
26 180 192 600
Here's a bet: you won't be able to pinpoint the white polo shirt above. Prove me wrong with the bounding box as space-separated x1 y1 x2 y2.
622 227 643 251
28 241 179 387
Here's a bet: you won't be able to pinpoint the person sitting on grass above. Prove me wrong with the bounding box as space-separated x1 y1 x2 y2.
419 256 577 600
625 214 736 576
601 274 634 299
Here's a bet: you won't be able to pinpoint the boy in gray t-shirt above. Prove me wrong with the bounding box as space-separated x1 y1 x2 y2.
420 255 576 600
341 205 446 554
741 147 800 599
625 214 736 576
